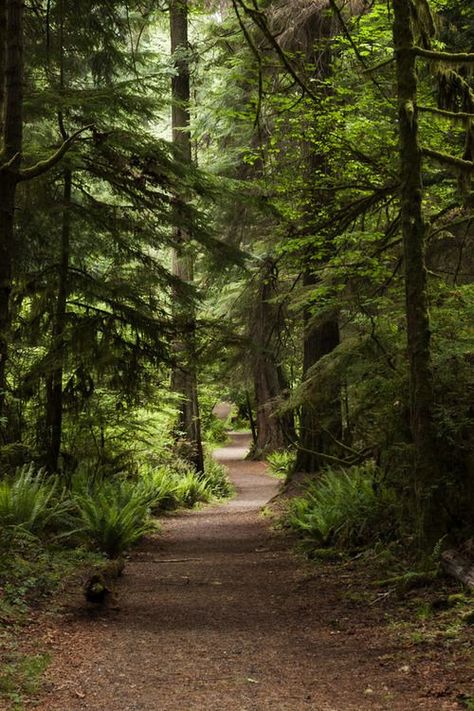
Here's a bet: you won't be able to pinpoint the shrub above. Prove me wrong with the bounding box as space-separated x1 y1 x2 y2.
174 471 211 508
267 450 296 479
138 454 233 510
203 456 234 499
287 462 398 550
0 465 67 537
70 479 155 558
202 416 229 445
137 467 180 512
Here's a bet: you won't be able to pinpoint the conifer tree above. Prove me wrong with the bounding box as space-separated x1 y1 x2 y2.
170 0 204 473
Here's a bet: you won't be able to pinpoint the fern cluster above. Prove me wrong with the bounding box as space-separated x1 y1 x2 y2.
0 465 67 537
287 462 398 551
0 455 233 561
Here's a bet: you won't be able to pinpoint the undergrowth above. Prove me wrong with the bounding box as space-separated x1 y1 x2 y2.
286 462 398 551
0 452 233 707
267 450 296 480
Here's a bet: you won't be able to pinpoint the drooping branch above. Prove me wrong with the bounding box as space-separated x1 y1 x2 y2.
18 124 93 181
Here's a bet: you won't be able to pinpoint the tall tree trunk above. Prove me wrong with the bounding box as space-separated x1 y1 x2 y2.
393 0 443 543
0 0 23 436
295 271 340 473
170 0 204 473
45 169 71 472
292 20 341 474
251 258 294 459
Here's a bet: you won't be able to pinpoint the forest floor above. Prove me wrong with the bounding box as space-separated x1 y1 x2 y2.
7 433 473 710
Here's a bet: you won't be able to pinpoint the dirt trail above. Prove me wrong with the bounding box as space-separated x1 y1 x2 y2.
34 434 466 710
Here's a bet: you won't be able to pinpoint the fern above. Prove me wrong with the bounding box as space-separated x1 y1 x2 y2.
0 465 67 536
70 480 154 558
287 462 398 550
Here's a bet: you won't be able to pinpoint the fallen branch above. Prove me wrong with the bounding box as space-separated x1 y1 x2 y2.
154 558 202 563
441 550 474 591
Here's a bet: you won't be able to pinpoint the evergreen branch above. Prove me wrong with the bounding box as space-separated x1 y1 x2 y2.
67 299 172 335
230 0 263 127
18 124 93 181
422 147 474 171
233 0 318 102
414 47 474 63
419 106 474 121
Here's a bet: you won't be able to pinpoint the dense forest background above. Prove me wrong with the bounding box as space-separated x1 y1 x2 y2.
0 0 473 586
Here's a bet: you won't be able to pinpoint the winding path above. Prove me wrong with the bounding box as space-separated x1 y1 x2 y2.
35 434 464 710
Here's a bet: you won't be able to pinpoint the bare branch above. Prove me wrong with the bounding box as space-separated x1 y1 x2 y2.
422 147 474 171
414 47 474 63
419 106 474 121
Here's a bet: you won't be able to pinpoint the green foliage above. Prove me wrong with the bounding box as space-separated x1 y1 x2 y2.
70 479 155 558
174 472 212 508
202 415 229 445
202 456 234 499
138 467 181 512
267 450 296 480
287 463 398 550
0 465 67 537
0 652 50 710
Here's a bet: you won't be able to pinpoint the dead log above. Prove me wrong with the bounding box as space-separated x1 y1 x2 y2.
441 549 474 591
84 557 125 605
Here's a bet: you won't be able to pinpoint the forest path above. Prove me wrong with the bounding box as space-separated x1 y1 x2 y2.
34 434 462 711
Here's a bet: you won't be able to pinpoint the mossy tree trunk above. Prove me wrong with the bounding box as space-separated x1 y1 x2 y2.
45 169 71 472
392 0 444 543
170 0 204 474
292 19 341 475
251 258 294 459
295 268 340 473
0 0 23 437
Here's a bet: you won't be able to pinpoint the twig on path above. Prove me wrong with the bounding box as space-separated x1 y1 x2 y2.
153 558 202 563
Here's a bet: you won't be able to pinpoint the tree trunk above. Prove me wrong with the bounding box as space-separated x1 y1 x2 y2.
293 28 341 475
0 0 23 436
170 0 204 474
45 169 71 472
393 0 444 543
251 258 294 459
295 271 340 473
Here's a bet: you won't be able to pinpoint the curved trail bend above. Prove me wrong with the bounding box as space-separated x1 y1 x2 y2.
35 434 461 710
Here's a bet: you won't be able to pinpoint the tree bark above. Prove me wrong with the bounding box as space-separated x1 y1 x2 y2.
393 0 444 543
251 258 294 459
170 0 204 474
0 0 23 435
45 169 71 472
295 271 340 473
292 18 341 475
